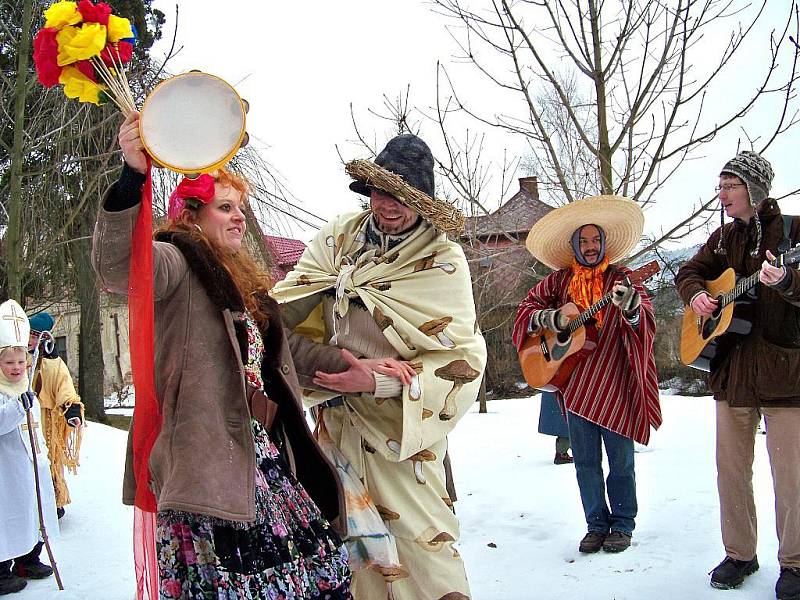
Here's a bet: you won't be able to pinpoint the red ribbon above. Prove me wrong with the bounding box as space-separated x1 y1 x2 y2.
128 158 160 600
129 157 159 511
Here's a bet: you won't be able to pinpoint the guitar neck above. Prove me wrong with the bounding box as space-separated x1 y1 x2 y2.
718 271 759 308
567 292 614 333
717 253 787 307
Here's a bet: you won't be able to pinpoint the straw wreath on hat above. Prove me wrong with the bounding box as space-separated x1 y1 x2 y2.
346 134 465 235
526 195 644 270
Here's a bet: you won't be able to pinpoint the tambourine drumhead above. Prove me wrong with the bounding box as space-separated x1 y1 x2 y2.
139 72 246 175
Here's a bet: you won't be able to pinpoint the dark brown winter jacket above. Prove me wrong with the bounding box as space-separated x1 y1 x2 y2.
676 199 800 407
92 203 345 531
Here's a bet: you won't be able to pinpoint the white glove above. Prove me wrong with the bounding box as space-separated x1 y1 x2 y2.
611 282 641 315
530 309 569 333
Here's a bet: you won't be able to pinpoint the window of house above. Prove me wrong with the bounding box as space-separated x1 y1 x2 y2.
54 336 68 365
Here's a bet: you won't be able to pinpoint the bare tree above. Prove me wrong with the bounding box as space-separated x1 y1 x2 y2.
432 0 800 247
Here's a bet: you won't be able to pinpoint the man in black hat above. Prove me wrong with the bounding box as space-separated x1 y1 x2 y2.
273 134 486 600
677 151 800 599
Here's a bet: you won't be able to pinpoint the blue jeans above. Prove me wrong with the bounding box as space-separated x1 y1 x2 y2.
567 412 637 535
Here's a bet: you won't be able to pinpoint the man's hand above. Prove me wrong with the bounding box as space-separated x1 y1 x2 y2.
119 110 147 174
18 391 35 411
611 282 641 315
312 349 416 394
530 309 568 333
690 291 718 318
760 249 788 287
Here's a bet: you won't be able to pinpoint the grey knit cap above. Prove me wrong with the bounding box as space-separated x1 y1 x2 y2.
718 150 774 257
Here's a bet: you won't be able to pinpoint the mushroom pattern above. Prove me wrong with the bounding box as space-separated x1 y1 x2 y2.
325 233 346 258
370 564 409 583
362 439 377 454
372 306 416 351
375 504 400 521
407 361 423 401
374 250 400 265
386 438 402 455
437 593 469 600
409 375 421 401
418 317 456 348
409 448 437 485
414 526 456 552
434 360 481 420
371 281 392 291
413 251 456 274
297 274 312 286
421 408 433 420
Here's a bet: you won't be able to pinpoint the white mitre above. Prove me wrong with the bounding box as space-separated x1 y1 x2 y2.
0 299 30 349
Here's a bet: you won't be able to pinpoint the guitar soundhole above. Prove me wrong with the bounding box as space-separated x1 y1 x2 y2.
702 315 718 340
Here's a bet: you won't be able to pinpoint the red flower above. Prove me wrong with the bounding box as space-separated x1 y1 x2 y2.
33 28 62 87
100 41 133 66
75 60 97 82
77 0 112 26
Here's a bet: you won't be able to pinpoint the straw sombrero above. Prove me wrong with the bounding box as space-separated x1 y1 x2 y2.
346 134 465 235
526 195 644 270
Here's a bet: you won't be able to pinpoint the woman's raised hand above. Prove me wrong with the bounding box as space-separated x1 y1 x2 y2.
118 110 147 174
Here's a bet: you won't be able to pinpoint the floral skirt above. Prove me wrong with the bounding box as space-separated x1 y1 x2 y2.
156 420 352 599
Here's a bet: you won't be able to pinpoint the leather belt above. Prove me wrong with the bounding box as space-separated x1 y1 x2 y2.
320 396 344 408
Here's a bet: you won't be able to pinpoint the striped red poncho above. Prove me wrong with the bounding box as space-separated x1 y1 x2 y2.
513 266 662 445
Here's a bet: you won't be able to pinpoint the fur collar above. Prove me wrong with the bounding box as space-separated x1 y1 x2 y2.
154 230 285 366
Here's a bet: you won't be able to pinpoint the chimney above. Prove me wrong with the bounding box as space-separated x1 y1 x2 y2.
519 176 539 198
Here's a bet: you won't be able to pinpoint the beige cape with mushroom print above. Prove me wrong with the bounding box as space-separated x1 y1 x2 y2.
272 210 486 599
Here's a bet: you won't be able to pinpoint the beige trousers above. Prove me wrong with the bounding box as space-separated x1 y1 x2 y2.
716 401 800 567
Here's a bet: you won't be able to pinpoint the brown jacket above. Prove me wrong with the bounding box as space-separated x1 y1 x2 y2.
92 204 344 529
676 199 800 407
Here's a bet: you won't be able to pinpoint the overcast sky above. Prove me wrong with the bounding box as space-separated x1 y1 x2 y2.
148 1 800 245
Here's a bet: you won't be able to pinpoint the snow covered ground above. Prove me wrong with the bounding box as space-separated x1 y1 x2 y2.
21 394 782 600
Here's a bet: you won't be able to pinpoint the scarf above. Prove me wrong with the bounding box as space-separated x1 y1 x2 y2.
568 255 610 327
0 367 29 397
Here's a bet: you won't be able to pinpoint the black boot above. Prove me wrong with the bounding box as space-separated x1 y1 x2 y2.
709 556 759 589
0 561 26 596
12 543 53 580
776 567 800 600
0 576 26 596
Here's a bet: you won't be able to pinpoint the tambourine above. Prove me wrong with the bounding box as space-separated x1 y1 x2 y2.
139 71 249 176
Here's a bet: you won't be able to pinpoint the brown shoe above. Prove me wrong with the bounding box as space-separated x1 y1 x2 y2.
579 531 606 553
602 531 632 553
554 452 574 465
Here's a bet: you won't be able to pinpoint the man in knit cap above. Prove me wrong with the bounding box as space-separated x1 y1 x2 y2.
272 134 486 599
676 151 800 599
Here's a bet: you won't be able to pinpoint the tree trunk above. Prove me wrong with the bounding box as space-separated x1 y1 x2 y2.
6 0 33 301
73 211 106 423
478 375 487 413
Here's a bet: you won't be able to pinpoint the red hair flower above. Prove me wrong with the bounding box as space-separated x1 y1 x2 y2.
167 175 216 220
33 28 62 87
77 0 112 26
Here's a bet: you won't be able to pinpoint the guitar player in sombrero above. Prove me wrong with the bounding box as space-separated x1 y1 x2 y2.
676 151 800 599
512 195 662 556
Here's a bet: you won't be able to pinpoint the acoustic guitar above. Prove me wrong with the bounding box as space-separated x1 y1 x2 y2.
679 245 800 372
518 261 660 392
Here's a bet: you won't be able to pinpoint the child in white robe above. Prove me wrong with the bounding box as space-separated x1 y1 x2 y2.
0 300 58 596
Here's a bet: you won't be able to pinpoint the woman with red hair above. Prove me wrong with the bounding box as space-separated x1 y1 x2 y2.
93 111 351 599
